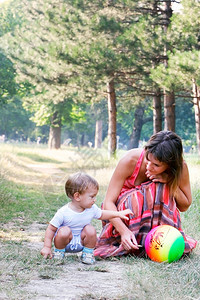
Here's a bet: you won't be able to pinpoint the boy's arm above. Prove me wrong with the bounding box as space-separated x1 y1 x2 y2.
99 208 133 221
40 224 57 259
99 209 139 249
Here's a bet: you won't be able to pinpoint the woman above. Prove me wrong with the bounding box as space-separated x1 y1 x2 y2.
94 131 197 258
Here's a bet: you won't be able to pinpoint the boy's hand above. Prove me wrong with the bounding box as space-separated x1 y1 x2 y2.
41 246 53 259
118 209 133 220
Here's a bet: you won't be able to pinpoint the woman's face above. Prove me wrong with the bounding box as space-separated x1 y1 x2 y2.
145 153 168 175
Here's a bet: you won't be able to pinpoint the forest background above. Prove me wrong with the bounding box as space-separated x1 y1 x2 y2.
0 0 200 156
0 1 200 299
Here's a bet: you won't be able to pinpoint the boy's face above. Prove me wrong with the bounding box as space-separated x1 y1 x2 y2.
78 185 98 209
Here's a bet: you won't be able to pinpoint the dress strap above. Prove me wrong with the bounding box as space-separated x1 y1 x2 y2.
131 149 145 185
117 149 146 199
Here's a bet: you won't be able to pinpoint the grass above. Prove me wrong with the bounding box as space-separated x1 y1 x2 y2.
0 143 199 299
123 254 200 299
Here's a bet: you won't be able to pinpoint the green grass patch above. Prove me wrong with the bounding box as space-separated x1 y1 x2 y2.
0 177 68 225
17 152 62 163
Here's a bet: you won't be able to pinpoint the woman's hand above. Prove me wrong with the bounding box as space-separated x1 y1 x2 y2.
145 170 169 183
120 228 140 251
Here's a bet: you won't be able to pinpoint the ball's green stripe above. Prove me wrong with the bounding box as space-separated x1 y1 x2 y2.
168 236 185 263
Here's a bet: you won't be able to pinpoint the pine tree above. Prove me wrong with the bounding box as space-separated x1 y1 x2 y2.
1 0 94 148
151 0 200 152
2 0 195 151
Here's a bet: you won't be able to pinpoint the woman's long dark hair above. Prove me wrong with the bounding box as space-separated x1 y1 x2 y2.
144 130 183 194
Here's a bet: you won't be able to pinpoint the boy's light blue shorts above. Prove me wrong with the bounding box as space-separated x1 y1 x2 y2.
65 234 84 253
54 227 84 253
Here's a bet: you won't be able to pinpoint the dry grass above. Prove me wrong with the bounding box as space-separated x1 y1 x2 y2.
0 143 199 300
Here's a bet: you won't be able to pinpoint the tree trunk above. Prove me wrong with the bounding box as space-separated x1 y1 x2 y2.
81 134 85 146
107 79 117 157
164 91 175 131
192 81 200 155
163 1 175 132
48 111 61 149
153 89 162 133
128 105 144 149
95 120 103 149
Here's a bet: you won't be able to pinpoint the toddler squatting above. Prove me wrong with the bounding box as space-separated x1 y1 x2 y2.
40 172 133 264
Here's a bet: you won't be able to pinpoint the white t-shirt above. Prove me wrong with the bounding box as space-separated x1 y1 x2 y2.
50 203 102 235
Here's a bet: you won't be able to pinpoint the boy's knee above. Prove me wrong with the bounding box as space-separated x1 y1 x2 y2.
82 224 96 238
81 225 97 248
57 226 72 240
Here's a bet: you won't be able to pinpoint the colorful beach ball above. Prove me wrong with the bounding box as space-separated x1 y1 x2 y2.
145 225 185 263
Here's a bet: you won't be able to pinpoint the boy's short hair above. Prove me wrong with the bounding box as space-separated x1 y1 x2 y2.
65 172 99 199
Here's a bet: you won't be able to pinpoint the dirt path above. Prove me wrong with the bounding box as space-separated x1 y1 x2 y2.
1 220 131 299
22 163 131 300
24 257 129 300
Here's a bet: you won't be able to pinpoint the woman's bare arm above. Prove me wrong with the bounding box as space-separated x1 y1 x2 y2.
174 162 192 212
103 150 141 250
103 150 137 211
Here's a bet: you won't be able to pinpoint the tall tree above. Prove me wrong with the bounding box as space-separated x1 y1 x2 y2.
0 0 93 148
2 0 197 152
0 51 17 105
163 0 175 131
0 1 21 105
153 88 162 133
63 0 171 151
151 0 200 151
0 96 37 140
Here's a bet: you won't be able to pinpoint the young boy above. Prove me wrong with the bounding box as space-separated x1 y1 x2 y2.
40 172 133 265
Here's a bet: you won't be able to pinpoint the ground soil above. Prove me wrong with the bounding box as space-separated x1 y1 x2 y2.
24 253 129 300
18 163 131 300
